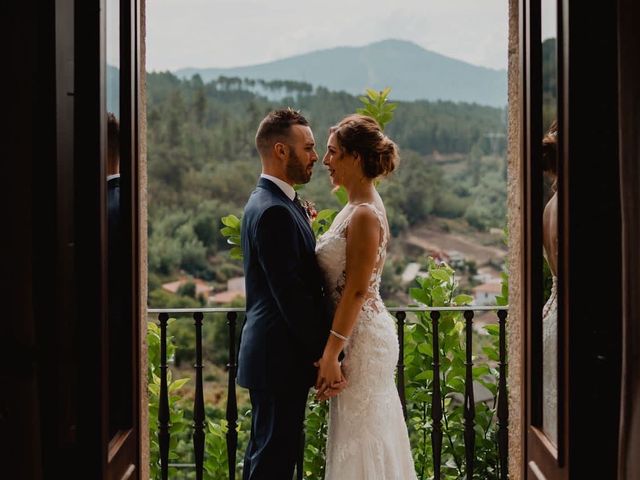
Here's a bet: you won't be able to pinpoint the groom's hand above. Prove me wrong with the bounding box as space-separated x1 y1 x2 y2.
314 360 348 401
317 378 348 401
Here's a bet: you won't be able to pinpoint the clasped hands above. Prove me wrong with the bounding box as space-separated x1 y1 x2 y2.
314 354 348 401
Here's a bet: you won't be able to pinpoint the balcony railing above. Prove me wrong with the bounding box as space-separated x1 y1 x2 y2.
147 305 509 480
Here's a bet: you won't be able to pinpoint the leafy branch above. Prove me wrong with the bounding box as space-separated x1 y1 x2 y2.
357 87 397 130
405 257 501 479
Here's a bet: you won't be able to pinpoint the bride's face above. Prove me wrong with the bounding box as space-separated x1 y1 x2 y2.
323 133 358 187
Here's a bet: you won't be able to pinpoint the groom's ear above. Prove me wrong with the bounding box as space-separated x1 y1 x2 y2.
274 142 288 160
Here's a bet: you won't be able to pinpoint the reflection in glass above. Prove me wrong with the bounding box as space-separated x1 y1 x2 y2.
541 0 559 447
107 0 128 439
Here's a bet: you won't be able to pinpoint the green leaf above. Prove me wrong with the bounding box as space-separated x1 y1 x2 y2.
484 324 500 335
220 226 236 237
453 294 474 305
414 370 433 381
412 325 427 344
417 343 433 356
221 214 240 229
430 269 451 282
168 377 189 393
379 112 393 123
333 186 348 206
366 88 378 99
483 346 500 362
315 209 337 221
440 316 455 334
409 287 430 305
431 286 446 306
473 365 491 377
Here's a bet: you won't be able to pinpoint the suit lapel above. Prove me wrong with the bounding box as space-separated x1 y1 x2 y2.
294 210 315 245
257 178 315 244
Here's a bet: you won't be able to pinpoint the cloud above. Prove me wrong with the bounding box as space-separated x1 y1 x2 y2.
146 0 508 71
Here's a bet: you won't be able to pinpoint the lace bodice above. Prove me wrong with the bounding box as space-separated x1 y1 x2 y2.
315 202 388 315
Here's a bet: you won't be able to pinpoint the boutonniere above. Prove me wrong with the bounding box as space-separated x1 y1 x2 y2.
300 198 318 224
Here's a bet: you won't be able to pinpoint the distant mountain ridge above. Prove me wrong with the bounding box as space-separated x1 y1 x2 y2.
174 39 507 107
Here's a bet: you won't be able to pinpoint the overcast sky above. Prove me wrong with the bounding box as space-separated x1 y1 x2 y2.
146 0 509 72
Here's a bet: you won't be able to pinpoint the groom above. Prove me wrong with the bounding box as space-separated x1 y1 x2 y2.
237 108 333 479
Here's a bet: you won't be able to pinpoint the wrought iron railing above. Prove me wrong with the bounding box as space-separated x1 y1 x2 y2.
147 305 509 480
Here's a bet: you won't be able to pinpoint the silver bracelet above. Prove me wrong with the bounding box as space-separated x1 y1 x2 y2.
330 329 349 342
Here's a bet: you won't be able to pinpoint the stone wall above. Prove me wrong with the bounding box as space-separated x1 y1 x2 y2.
507 0 523 477
139 0 149 477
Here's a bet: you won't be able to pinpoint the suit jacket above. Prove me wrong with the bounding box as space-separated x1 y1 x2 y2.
107 176 127 431
107 176 124 321
237 177 331 390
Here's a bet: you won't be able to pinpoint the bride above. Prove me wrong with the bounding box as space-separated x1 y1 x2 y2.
542 120 559 444
314 115 417 479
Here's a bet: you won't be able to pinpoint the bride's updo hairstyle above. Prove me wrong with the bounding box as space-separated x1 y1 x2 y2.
330 114 399 179
542 119 559 176
542 119 559 191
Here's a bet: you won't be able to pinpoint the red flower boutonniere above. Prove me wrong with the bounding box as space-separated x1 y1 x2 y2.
301 198 318 224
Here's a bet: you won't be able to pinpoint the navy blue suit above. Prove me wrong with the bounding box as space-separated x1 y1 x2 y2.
238 177 331 479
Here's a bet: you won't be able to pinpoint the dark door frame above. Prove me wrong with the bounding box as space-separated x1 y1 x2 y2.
521 0 622 478
521 0 566 476
617 0 640 477
6 0 143 476
75 0 142 477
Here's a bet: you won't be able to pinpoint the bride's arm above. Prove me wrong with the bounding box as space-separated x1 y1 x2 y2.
316 206 381 392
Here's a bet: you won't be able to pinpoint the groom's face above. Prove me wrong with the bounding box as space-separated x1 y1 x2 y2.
284 125 318 184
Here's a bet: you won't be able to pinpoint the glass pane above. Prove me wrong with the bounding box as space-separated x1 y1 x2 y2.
107 0 120 120
541 0 559 447
107 0 129 439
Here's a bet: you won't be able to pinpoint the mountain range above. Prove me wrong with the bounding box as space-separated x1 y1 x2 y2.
174 39 507 107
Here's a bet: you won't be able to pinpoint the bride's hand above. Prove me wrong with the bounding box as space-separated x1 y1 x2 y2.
316 376 348 401
314 355 344 399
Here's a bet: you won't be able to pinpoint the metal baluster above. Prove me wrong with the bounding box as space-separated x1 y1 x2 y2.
226 312 239 480
497 309 509 480
193 312 205 480
430 310 443 479
463 310 476 479
158 313 170 480
395 311 408 420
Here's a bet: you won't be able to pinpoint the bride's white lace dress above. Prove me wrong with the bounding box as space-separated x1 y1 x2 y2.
316 202 417 480
542 274 558 445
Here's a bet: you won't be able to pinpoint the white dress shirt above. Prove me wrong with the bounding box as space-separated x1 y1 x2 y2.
260 173 296 201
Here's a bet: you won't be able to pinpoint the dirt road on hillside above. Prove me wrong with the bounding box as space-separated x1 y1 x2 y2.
405 227 507 266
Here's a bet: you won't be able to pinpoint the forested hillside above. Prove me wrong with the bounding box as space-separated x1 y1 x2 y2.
146 72 507 302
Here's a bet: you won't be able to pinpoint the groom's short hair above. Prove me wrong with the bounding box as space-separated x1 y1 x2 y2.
255 108 309 156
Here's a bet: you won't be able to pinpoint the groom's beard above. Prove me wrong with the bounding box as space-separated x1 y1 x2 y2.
286 149 312 184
